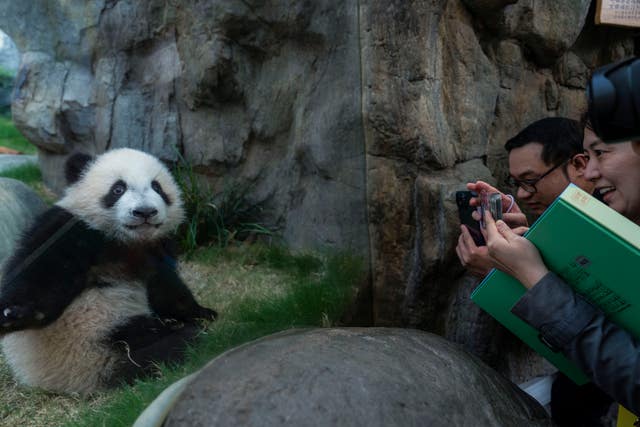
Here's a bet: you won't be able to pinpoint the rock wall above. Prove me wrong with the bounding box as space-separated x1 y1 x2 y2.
0 0 634 383
0 30 18 112
362 0 634 382
0 30 18 73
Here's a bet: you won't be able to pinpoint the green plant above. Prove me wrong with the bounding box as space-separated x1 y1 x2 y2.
173 154 274 253
0 116 36 154
0 66 13 81
0 67 14 117
0 163 55 205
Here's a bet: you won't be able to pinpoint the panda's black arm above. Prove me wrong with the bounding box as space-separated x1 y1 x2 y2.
0 206 106 332
145 250 217 321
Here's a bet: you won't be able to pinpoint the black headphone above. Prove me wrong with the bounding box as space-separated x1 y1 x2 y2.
587 56 640 143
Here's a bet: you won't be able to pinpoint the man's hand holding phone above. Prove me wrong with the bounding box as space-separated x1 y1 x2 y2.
455 189 498 278
455 182 530 278
466 181 529 229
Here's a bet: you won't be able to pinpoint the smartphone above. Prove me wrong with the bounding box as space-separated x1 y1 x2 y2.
479 191 503 229
456 191 485 246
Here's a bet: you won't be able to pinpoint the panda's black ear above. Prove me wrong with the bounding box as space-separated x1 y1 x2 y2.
65 153 94 185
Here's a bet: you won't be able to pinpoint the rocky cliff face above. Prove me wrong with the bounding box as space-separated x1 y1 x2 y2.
0 0 634 383
0 30 18 73
0 30 18 112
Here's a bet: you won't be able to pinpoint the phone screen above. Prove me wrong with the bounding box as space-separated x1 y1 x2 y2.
456 191 485 246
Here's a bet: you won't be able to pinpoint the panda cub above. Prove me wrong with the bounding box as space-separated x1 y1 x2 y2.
0 148 217 395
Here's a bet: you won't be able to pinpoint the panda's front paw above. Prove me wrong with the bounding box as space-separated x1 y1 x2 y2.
0 304 44 332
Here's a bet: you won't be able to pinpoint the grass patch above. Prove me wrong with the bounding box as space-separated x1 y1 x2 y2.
0 163 56 204
0 163 41 184
0 66 13 80
0 116 35 154
0 244 364 427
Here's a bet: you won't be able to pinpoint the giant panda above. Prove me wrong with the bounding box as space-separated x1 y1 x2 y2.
0 148 217 395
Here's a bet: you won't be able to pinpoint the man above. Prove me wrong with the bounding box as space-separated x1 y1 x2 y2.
456 117 593 278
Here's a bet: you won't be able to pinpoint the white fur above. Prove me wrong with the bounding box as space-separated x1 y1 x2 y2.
2 281 150 395
57 148 185 242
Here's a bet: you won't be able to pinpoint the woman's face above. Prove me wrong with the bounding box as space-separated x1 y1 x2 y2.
583 128 640 224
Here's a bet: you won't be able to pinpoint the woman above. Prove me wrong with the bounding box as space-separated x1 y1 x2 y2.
482 125 640 414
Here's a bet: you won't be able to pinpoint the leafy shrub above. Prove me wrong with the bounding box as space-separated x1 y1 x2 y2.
173 154 274 253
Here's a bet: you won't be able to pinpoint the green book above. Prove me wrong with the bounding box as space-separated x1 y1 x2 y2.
471 184 640 385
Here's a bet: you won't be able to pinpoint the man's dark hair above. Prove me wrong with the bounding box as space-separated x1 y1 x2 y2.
504 117 584 166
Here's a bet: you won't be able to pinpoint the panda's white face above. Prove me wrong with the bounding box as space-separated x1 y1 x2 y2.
57 148 185 242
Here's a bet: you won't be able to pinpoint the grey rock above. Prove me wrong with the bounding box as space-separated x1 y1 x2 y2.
0 31 18 112
555 51 590 89
461 0 517 18
164 328 553 427
0 177 47 266
0 154 37 172
487 0 591 66
0 30 19 73
545 79 559 111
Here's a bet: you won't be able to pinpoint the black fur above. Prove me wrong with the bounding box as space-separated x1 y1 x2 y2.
64 153 94 185
145 255 217 321
0 206 106 331
0 206 216 335
151 180 172 206
107 315 201 384
101 180 127 208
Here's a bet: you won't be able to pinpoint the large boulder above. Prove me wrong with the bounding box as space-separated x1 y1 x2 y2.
163 328 552 427
0 177 47 265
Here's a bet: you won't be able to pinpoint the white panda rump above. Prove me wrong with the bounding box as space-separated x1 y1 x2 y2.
1 282 150 395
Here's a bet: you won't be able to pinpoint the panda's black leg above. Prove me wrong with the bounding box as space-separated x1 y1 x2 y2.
106 315 202 386
146 261 217 322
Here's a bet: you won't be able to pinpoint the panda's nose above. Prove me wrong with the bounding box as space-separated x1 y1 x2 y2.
132 207 158 219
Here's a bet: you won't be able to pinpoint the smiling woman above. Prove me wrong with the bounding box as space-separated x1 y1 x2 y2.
583 127 640 225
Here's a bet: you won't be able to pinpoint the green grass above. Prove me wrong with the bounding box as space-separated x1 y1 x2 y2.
0 163 41 184
0 244 364 427
0 163 55 204
0 116 35 154
0 66 13 80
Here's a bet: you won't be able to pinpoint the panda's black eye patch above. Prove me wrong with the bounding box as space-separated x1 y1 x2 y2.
102 180 127 208
151 180 172 205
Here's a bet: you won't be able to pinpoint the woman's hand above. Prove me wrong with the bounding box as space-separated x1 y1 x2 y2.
482 210 548 289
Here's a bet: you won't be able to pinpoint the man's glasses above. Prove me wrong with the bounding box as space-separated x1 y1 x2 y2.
505 160 568 194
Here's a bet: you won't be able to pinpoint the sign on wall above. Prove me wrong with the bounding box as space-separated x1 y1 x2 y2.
596 0 640 28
